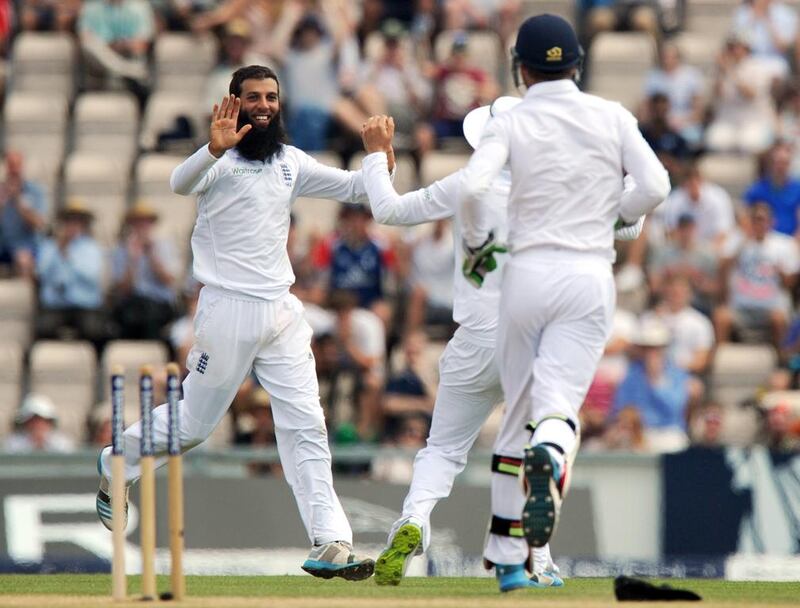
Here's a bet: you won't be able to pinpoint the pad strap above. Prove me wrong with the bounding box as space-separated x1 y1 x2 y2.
490 515 524 538
526 414 577 434
491 454 522 477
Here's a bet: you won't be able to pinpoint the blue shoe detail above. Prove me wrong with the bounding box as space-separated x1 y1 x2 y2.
533 569 564 587
300 542 375 582
521 445 563 548
496 563 548 592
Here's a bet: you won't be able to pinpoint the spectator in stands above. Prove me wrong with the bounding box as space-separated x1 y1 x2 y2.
4 394 75 454
643 42 706 146
382 330 435 436
275 7 368 150
234 387 282 475
35 200 108 349
762 402 800 451
168 280 200 367
649 214 720 316
643 275 715 375
596 406 648 452
705 31 784 154
111 202 179 340
88 409 112 447
328 289 386 441
21 0 81 32
658 163 735 252
744 142 800 236
404 219 454 336
689 401 725 447
78 0 155 89
151 0 218 31
312 203 393 327
732 0 797 68
203 18 272 114
443 0 520 43
639 92 692 180
714 203 799 350
578 0 663 42
0 151 47 279
357 19 432 153
371 413 429 483
418 33 498 152
612 318 691 452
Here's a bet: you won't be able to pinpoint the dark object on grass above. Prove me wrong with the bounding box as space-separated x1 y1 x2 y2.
614 576 702 601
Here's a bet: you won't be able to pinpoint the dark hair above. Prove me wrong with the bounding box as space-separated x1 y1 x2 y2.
521 64 576 82
229 65 280 97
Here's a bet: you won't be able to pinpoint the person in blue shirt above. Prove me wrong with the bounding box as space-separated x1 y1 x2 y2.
110 201 179 340
612 318 691 451
0 151 47 278
36 200 108 350
744 142 800 236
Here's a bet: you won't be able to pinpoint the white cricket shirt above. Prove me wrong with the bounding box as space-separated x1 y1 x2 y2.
361 152 645 346
460 80 670 260
171 144 372 300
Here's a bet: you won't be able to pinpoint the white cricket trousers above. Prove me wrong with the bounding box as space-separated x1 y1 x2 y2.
390 327 556 572
99 286 352 546
483 249 615 566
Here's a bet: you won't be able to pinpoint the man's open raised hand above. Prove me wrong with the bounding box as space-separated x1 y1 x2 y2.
209 94 252 158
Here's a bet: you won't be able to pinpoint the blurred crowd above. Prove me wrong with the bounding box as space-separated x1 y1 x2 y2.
2 0 800 480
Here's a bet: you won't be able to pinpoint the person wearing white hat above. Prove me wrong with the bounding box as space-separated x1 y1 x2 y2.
4 394 75 454
360 99 644 590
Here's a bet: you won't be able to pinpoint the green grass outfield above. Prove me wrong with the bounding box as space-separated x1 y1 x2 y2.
0 575 798 608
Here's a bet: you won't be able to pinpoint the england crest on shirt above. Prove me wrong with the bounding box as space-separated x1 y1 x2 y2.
279 162 293 187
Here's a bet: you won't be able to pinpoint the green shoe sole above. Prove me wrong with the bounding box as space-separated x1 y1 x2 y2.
374 523 422 586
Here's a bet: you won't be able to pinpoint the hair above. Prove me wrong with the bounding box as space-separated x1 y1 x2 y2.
522 64 576 82
229 65 280 97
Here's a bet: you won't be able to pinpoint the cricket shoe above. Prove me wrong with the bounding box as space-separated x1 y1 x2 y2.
521 445 565 548
532 569 564 587
301 541 375 581
374 520 422 586
496 563 553 592
95 452 128 531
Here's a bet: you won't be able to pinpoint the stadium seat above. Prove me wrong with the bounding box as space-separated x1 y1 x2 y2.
292 197 340 246
0 279 35 348
63 152 131 246
134 153 184 199
4 91 68 168
697 153 757 200
309 151 344 169
153 33 218 94
29 340 97 443
0 341 23 438
101 340 170 406
587 73 647 111
347 152 418 195
711 343 777 408
434 30 504 83
673 32 719 77
11 32 76 99
140 91 204 152
420 152 469 185
73 92 140 161
686 0 735 43
520 0 576 26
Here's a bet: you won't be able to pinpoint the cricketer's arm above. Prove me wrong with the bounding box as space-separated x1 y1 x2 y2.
361 152 457 226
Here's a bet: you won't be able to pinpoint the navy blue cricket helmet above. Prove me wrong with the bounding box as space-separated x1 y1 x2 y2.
513 14 582 73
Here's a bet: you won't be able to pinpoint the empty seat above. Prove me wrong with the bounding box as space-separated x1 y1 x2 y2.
154 33 217 94
29 340 97 442
590 31 656 99
0 279 35 348
420 152 469 185
698 153 757 200
4 91 68 167
711 343 777 408
521 0 576 25
140 91 204 152
73 92 140 160
673 32 719 76
588 73 647 111
434 30 503 82
101 340 170 405
64 153 131 245
347 152 418 195
135 153 184 199
11 32 76 98
292 197 340 246
0 342 23 437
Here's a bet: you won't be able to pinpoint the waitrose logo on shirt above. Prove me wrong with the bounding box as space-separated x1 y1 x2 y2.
232 167 263 176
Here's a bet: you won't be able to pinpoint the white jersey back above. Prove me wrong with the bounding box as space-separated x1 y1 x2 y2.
171 144 370 300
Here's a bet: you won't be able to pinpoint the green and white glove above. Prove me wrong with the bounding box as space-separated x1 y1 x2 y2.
462 231 508 288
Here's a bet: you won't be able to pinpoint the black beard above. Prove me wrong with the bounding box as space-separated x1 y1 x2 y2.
235 109 287 162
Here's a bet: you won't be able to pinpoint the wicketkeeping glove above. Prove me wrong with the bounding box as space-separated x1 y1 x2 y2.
462 231 508 288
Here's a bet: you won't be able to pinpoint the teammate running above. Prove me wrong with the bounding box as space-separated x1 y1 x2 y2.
95 65 394 580
458 14 669 592
359 102 644 590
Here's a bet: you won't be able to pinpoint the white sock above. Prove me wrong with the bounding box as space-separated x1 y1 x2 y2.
532 418 576 470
